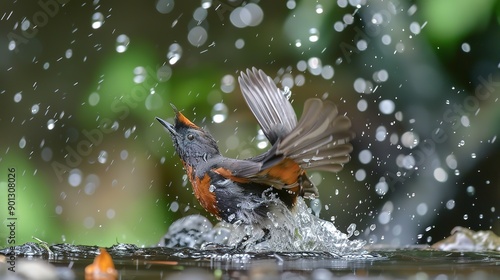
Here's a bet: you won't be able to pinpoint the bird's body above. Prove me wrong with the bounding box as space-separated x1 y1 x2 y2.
157 68 354 227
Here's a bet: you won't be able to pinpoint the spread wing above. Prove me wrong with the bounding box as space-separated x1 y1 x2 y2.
238 67 297 145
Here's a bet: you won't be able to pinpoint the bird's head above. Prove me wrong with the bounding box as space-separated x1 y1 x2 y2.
156 104 220 166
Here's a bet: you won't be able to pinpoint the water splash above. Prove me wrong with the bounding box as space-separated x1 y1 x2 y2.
161 197 366 255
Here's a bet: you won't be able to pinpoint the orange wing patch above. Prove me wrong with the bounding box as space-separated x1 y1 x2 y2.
259 158 302 185
214 167 250 183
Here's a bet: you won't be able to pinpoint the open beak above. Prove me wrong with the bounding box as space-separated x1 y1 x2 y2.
156 117 177 136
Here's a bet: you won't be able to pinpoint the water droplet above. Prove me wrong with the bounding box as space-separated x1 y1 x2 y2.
145 93 164 111
379 99 395 115
106 209 116 219
310 199 321 216
416 203 428 216
433 167 448 182
211 103 228 123
21 19 31 31
240 3 264 27
116 34 130 53
156 0 174 14
356 39 367 51
55 205 63 215
395 42 405 53
471 153 476 159
466 186 475 196
315 4 324 14
346 223 357 238
461 42 471 53
358 149 372 164
445 154 457 169
463 214 468 220
355 169 366 181
63 49 72 60
446 200 455 210
91 12 104 29
381 34 392 45
120 150 128 160
409 22 421 35
97 150 108 164
41 147 53 162
294 39 302 47
68 169 82 187
14 92 22 103
88 92 100 106
308 28 320 42
353 78 367 93
375 180 388 196
220 74 235 93
187 26 208 47
83 216 95 229
256 129 268 149
333 21 344 32
167 43 182 65
307 57 322 75
19 137 26 149
193 7 208 21
286 0 296 9
296 60 307 71
169 201 179 212
357 99 368 112
201 0 212 9
375 126 387 141
371 13 383 25
155 65 172 82
376 69 389 82
47 119 56 130
401 131 419 148
321 65 334 79
235 38 245 49
133 66 147 83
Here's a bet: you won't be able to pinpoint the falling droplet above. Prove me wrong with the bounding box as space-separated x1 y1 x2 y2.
14 92 22 103
116 34 130 53
31 104 40 114
211 103 228 123
315 4 323 14
47 119 55 130
308 28 319 42
157 65 172 82
201 0 212 9
97 150 108 164
167 43 182 65
19 137 26 149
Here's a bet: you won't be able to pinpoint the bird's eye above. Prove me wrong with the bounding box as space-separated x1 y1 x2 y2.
187 134 195 141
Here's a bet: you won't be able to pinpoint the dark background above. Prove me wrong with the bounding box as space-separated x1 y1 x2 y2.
1 0 499 247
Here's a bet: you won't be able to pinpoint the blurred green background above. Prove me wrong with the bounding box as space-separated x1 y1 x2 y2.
1 0 500 248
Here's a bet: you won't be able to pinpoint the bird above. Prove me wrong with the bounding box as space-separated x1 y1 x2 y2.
156 67 355 229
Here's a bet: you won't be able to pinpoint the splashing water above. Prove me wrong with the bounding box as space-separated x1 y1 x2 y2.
161 197 366 255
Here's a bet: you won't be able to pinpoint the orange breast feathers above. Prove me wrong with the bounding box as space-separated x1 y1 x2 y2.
183 163 219 217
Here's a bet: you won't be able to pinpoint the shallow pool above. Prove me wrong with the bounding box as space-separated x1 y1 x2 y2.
2 243 500 279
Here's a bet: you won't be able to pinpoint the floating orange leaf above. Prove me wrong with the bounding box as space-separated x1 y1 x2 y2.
85 248 118 280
